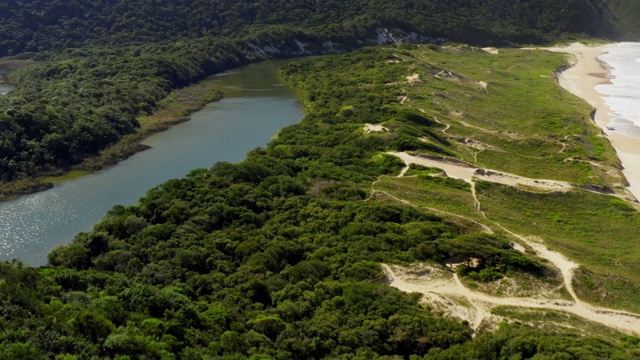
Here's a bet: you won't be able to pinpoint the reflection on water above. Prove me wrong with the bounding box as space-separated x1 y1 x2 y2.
0 60 304 266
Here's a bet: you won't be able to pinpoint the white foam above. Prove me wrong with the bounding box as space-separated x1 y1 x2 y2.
596 43 640 135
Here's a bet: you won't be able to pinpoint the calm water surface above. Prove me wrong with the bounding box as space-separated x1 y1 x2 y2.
0 60 304 266
0 84 12 95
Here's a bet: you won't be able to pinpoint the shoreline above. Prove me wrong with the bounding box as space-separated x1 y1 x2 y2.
546 43 640 202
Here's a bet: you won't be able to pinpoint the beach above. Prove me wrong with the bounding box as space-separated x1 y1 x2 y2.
546 43 640 201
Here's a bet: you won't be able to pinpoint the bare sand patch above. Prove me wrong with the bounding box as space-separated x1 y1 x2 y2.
363 123 388 133
388 151 574 193
477 81 489 94
406 73 421 84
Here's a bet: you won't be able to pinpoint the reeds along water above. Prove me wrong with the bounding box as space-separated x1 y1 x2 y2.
597 42 640 138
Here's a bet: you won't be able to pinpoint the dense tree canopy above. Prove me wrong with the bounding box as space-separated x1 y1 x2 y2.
1 46 638 359
1 1 640 357
0 0 634 187
0 0 625 57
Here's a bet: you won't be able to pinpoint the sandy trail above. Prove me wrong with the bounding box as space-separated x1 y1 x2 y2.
495 225 580 304
470 182 487 219
384 260 640 335
388 151 575 193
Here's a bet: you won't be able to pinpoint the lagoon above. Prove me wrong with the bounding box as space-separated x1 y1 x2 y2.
0 83 12 95
0 59 304 266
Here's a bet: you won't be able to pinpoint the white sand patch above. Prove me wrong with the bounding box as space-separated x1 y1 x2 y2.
406 73 421 84
511 242 526 253
364 124 388 134
478 81 489 94
388 151 575 193
482 47 499 55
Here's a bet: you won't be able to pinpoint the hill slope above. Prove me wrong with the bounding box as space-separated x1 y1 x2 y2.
0 0 625 57
1 0 637 192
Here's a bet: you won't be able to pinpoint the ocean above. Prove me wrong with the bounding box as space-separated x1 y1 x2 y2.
597 42 640 138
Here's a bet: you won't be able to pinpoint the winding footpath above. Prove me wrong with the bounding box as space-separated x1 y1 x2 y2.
369 145 640 335
377 153 640 335
365 55 640 334
383 230 640 336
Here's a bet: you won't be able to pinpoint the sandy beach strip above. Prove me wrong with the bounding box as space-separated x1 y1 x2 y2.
544 43 640 201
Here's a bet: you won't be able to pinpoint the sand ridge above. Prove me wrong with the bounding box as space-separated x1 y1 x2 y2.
388 151 595 194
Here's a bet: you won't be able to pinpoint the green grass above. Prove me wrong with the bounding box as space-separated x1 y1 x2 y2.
358 45 640 314
392 46 621 185
375 176 479 220
491 306 627 338
476 182 640 311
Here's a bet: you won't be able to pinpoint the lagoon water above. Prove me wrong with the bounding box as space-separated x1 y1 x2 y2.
597 42 640 138
0 60 304 266
0 84 12 95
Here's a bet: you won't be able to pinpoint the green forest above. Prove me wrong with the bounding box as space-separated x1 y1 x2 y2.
0 46 639 359
0 0 635 192
0 0 623 56
2 0 640 359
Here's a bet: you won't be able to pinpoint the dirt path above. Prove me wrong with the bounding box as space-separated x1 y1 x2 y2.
379 152 640 335
495 224 580 304
388 151 574 193
470 182 487 219
370 188 494 234
384 260 640 335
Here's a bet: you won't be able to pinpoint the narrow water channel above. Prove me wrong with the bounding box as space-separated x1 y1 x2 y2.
0 59 304 266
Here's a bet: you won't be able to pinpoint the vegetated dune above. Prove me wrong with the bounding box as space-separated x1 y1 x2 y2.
384 239 640 336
